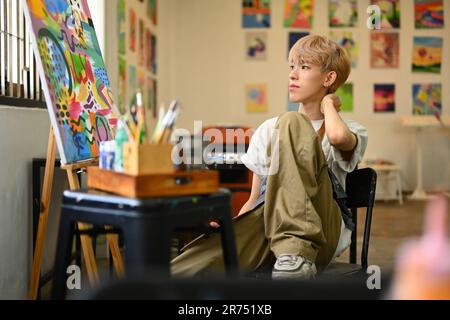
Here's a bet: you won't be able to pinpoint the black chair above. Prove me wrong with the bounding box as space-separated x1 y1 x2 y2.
322 168 377 276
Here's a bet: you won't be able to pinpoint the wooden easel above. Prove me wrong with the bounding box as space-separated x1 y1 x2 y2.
28 127 125 300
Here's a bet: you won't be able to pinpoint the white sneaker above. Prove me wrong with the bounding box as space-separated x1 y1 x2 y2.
272 254 317 280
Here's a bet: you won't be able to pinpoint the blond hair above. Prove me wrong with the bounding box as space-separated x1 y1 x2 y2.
289 34 351 93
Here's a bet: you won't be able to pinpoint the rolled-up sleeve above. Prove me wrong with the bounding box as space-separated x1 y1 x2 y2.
330 120 368 173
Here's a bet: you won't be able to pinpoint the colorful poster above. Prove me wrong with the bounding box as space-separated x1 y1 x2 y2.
246 32 267 61
151 34 157 74
242 0 271 28
415 0 444 29
329 30 358 68
371 0 400 29
118 57 127 113
130 9 136 51
147 0 157 25
412 36 442 74
284 0 314 29
246 84 268 113
329 0 357 27
118 0 126 55
145 28 153 71
138 19 145 65
23 0 116 164
412 84 442 116
370 32 399 68
288 32 309 57
129 65 137 95
147 78 157 116
335 83 353 113
374 84 395 113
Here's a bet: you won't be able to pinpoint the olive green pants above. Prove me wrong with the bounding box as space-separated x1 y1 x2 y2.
171 112 342 277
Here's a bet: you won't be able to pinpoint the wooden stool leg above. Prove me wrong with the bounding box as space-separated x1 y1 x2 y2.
28 128 56 300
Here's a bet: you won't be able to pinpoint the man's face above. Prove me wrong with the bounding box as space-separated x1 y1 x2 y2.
288 59 327 104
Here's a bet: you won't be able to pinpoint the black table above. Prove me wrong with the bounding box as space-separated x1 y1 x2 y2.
52 189 238 299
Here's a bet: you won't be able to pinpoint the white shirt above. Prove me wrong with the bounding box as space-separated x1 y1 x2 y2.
240 115 368 260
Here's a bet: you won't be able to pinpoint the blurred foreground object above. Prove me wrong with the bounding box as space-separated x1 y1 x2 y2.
392 195 450 300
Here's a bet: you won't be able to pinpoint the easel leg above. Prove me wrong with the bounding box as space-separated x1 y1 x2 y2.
66 169 125 279
66 169 100 285
106 229 126 277
28 128 56 300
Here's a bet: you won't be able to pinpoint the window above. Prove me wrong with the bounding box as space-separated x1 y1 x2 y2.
0 0 45 108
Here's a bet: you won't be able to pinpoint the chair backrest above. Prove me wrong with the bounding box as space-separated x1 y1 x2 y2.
345 168 377 270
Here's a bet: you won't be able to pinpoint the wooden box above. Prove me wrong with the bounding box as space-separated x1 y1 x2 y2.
123 143 175 176
87 166 220 198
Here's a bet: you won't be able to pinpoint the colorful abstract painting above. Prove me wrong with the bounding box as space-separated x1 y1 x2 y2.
371 0 400 29
118 0 126 55
246 32 267 61
329 0 357 27
336 83 353 113
246 84 268 113
284 0 314 29
415 0 444 29
370 32 399 68
151 34 157 74
288 32 309 57
118 57 127 113
329 30 358 68
129 65 137 95
23 0 117 164
147 0 157 25
145 28 153 72
412 36 442 74
242 0 271 28
413 84 442 116
147 78 157 116
374 84 395 113
138 19 145 65
130 8 136 51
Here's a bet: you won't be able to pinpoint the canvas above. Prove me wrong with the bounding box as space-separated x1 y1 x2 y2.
23 0 117 164
415 0 444 29
242 0 271 28
147 0 157 25
284 0 314 29
374 84 395 113
130 8 136 51
335 83 353 113
412 36 442 74
246 32 267 61
138 19 145 65
371 0 400 29
329 0 357 27
118 0 126 55
370 32 399 68
412 84 442 116
147 78 157 116
118 57 127 114
246 84 268 113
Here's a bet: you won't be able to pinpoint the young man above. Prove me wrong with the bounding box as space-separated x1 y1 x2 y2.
171 35 368 279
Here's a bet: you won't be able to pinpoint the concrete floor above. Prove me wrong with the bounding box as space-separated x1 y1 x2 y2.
336 199 427 274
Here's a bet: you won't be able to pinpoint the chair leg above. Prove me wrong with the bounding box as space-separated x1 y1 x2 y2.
396 171 403 205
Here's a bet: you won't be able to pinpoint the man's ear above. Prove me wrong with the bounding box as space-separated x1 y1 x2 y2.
323 71 337 88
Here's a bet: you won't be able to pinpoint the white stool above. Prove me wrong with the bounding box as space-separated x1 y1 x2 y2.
360 162 403 205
